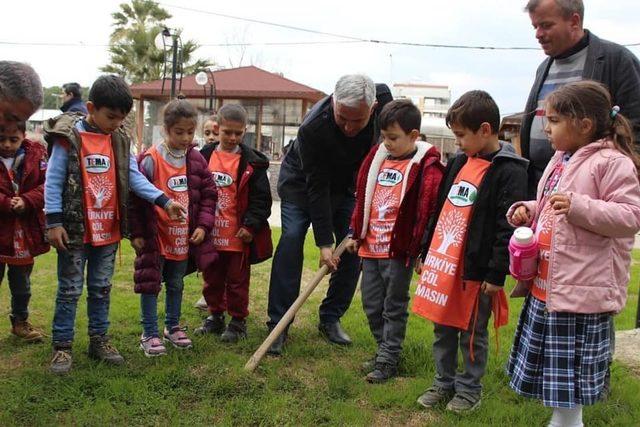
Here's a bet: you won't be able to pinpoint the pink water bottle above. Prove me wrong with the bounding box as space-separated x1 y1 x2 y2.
509 227 538 280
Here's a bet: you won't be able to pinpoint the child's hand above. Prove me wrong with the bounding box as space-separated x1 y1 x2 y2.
481 281 502 296
10 197 25 214
549 193 571 215
131 237 145 252
345 238 359 254
415 258 423 275
165 199 187 221
47 226 69 251
511 205 531 226
190 227 206 245
235 227 253 243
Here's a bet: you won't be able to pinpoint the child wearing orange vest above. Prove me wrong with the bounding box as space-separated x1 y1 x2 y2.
413 91 528 413
195 104 272 343
130 99 218 357
346 99 443 383
44 75 186 374
0 121 49 342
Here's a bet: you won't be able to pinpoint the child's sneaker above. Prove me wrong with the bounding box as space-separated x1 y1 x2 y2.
139 335 167 357
88 334 125 365
417 385 455 409
50 343 73 375
194 314 225 336
163 326 193 349
220 318 247 343
10 316 45 343
445 392 481 413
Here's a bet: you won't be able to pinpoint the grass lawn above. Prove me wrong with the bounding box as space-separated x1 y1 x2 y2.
1 229 639 426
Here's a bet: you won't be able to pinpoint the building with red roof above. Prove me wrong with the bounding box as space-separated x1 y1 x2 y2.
130 66 326 158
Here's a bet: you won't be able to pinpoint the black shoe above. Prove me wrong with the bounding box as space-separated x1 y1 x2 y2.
88 335 124 365
361 356 377 374
194 314 225 336
318 321 352 345
266 327 288 356
220 318 247 343
366 362 398 383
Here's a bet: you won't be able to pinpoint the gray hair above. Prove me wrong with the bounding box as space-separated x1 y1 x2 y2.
0 61 43 109
334 74 376 108
525 0 584 22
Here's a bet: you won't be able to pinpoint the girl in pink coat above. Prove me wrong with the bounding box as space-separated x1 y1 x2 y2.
506 80 640 427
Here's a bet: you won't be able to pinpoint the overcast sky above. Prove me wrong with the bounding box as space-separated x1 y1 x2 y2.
2 0 639 115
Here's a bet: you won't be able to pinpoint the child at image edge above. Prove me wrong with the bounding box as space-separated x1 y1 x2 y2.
507 81 640 427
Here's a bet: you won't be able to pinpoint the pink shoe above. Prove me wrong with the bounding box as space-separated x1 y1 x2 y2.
163 326 193 349
140 335 166 357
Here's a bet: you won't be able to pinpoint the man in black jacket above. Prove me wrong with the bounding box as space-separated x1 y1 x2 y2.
60 82 88 115
521 0 640 197
267 75 392 354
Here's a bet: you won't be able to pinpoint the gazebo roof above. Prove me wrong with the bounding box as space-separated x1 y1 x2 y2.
130 65 326 102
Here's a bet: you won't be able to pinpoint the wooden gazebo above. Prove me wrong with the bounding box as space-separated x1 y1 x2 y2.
129 66 326 157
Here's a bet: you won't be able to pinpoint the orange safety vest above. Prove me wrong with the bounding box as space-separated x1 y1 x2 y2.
79 132 120 246
413 157 491 330
0 167 33 265
532 204 553 301
147 146 189 261
208 150 243 252
359 158 411 258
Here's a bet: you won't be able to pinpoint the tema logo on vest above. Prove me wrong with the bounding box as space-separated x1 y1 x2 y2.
213 172 234 188
84 155 111 173
167 175 188 192
377 168 403 187
447 180 478 207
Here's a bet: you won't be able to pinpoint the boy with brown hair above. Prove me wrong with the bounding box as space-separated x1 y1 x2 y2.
414 90 527 412
346 99 443 382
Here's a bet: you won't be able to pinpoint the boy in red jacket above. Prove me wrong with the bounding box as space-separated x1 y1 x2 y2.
0 121 49 342
195 104 272 343
346 99 443 382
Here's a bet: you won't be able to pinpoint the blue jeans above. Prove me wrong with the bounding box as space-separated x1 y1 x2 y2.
51 243 118 344
267 197 360 327
140 258 187 337
0 263 33 321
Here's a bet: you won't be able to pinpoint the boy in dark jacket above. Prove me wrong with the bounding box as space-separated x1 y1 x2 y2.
346 99 443 383
195 104 272 342
414 91 528 413
0 121 49 342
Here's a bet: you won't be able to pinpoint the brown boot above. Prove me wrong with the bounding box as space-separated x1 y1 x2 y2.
10 315 45 343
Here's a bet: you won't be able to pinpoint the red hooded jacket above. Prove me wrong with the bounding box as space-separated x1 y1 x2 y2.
0 139 49 259
351 141 444 261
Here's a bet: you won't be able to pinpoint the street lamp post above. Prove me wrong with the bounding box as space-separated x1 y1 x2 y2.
155 27 182 99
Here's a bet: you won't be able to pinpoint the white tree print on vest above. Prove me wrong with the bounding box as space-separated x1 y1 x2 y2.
88 175 114 209
175 192 189 211
435 210 465 255
373 188 399 220
216 190 231 215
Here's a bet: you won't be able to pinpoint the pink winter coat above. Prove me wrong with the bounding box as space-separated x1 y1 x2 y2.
507 139 640 314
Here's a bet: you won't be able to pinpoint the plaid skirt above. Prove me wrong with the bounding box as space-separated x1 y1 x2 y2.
506 295 611 408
